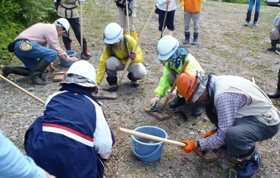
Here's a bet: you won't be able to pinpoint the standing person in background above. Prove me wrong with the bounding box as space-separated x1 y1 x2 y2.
114 0 138 42
24 60 114 178
181 0 202 45
244 0 261 27
55 0 92 59
0 130 55 178
267 13 280 52
155 0 177 36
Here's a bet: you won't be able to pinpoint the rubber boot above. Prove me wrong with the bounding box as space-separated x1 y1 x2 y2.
191 102 204 117
267 69 280 98
245 11 251 26
235 150 261 178
29 60 50 85
2 67 30 78
127 72 139 87
253 12 259 27
130 31 138 42
81 39 92 60
169 96 185 109
64 43 71 50
105 76 118 92
267 40 278 52
191 32 199 45
183 32 190 45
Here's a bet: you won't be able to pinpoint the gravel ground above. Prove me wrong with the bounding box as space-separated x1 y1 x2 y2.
1 1 280 177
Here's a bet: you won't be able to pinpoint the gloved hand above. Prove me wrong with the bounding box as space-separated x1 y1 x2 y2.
129 51 137 60
180 140 196 153
150 97 160 107
166 89 177 100
202 129 217 138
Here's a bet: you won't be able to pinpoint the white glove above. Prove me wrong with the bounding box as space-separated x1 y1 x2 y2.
166 89 177 100
150 97 160 107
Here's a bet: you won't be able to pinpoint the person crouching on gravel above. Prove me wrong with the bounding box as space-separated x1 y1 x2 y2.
176 71 280 178
24 60 114 178
150 35 204 116
267 13 280 52
96 22 147 91
3 18 78 85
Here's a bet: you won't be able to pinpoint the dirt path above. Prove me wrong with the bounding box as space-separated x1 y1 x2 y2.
1 1 280 177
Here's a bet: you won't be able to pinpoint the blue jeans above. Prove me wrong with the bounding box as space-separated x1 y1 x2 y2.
14 40 57 70
248 0 261 13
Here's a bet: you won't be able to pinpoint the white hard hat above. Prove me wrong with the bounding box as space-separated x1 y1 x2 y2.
62 60 97 88
104 23 123 44
54 18 70 32
157 35 179 61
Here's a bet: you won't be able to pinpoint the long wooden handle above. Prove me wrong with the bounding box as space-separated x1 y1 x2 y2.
0 75 45 104
160 2 170 38
118 6 156 84
125 0 130 34
160 60 190 110
119 127 186 147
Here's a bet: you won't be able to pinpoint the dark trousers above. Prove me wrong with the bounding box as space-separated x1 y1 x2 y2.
58 16 82 45
225 116 279 156
158 9 175 31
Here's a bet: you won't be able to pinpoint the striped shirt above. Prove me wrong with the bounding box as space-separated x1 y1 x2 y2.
198 92 247 150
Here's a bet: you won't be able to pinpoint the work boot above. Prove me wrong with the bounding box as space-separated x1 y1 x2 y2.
64 42 71 50
169 96 185 109
29 60 50 85
127 72 139 87
235 151 261 178
183 32 190 45
130 31 138 42
81 39 92 60
105 76 118 92
245 11 252 26
2 66 30 78
191 102 204 117
191 32 199 45
267 69 280 98
253 12 259 27
267 40 278 52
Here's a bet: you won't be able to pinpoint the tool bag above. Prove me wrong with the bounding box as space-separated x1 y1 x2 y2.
114 0 133 16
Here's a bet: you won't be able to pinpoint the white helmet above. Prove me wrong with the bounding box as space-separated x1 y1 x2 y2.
54 18 70 32
157 35 179 61
104 23 123 44
63 60 97 88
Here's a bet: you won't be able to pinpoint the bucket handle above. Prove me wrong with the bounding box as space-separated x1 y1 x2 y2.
131 142 163 159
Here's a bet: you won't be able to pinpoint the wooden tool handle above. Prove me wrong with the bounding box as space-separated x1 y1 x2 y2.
119 127 186 147
160 60 190 110
0 75 45 104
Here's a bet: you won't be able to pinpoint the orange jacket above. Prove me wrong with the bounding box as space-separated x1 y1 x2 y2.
181 0 202 13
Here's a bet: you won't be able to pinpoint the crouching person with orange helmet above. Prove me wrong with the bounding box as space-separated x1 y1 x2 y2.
96 22 147 91
150 35 204 116
24 60 115 178
177 72 280 178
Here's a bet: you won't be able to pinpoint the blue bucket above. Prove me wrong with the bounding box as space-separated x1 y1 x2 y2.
131 126 168 162
60 50 76 67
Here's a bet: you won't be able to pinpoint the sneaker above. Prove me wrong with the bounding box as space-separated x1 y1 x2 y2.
244 22 250 27
236 151 261 178
253 23 257 28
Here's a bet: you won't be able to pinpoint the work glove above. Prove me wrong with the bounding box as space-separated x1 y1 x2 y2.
129 51 137 60
151 97 160 108
202 129 217 138
180 140 196 153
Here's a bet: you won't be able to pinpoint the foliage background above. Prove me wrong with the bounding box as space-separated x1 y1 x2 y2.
0 0 56 64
